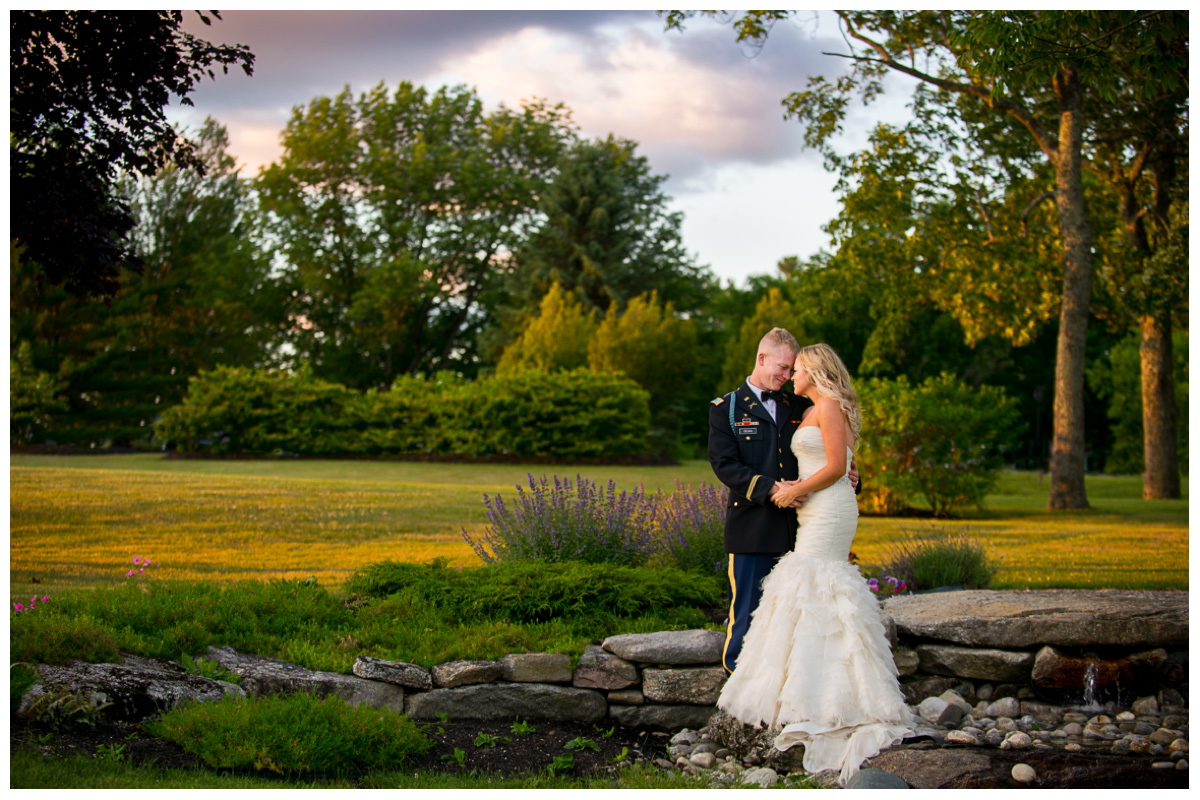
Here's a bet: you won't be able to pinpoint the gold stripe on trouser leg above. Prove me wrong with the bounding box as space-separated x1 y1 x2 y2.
722 554 737 674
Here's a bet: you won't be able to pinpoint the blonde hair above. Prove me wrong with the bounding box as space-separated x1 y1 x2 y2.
795 343 861 448
758 327 799 357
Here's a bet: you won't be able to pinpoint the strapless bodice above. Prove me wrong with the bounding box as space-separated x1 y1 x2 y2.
791 425 852 486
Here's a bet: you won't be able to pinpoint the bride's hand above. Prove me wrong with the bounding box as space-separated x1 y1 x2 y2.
772 481 797 507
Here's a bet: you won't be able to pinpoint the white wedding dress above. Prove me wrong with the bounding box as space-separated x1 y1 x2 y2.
717 425 915 786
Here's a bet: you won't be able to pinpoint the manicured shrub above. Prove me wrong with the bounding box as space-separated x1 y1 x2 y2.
649 481 726 575
879 524 996 591
154 364 361 454
856 373 1024 516
463 474 654 566
147 692 432 774
445 369 650 459
155 366 650 459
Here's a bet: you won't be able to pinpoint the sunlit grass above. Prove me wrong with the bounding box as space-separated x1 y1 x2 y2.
9 455 1188 597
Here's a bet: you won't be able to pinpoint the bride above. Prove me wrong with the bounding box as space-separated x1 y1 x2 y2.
716 343 915 786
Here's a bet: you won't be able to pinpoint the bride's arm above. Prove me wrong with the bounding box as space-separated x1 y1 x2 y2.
773 400 848 506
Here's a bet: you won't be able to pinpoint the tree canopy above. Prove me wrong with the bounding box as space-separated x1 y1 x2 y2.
10 11 254 297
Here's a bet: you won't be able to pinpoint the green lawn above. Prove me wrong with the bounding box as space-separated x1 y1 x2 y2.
9 454 1189 597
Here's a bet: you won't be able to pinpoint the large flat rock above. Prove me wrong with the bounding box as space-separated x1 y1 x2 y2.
881 590 1188 649
18 654 243 722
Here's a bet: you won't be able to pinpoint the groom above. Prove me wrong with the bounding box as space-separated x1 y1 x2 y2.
708 328 857 674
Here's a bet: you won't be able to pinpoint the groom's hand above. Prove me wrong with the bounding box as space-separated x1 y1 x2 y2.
848 461 860 491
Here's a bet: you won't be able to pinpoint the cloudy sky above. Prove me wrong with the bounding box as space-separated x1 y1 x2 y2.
169 8 915 286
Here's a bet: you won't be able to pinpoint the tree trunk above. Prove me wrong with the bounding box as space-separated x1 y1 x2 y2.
1140 313 1180 499
1047 67 1092 510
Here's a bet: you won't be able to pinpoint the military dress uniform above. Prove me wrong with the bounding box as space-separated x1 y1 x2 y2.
708 380 809 674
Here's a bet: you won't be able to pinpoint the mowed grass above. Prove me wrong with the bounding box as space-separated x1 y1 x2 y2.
9 454 1189 597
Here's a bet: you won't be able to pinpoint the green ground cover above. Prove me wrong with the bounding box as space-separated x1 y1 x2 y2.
9 454 1189 595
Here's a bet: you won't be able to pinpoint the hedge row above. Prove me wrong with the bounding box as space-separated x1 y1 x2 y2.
154 366 651 459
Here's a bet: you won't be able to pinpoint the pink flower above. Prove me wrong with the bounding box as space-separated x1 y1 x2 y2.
13 603 23 612
133 556 141 565
42 596 49 603
126 569 135 578
138 568 145 573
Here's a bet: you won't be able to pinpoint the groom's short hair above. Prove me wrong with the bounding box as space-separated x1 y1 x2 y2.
759 327 799 356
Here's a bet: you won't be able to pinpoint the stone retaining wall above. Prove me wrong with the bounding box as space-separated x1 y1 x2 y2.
203 589 1188 730
19 590 1188 733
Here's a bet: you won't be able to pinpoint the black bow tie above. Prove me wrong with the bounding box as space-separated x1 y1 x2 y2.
761 390 782 402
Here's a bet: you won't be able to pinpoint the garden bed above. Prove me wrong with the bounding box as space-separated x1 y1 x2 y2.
10 712 669 783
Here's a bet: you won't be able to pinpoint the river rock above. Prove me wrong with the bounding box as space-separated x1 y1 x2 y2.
1133 695 1161 715
206 646 403 711
431 659 503 688
17 654 243 723
1012 763 1036 784
881 590 1188 649
406 682 606 722
609 703 714 731
573 645 638 691
499 653 572 683
740 766 779 787
940 689 974 716
352 656 432 690
643 667 727 705
917 696 949 724
945 730 980 744
917 644 1034 682
985 696 1022 719
601 630 724 664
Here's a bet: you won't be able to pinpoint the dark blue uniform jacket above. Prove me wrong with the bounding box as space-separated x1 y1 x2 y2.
707 381 810 554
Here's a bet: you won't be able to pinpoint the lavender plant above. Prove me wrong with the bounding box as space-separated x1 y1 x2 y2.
650 481 727 575
462 474 656 567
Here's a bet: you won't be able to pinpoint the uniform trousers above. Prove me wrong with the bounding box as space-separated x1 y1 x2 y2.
722 551 785 674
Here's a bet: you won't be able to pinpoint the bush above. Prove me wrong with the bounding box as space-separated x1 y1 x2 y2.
856 373 1024 516
154 364 361 454
345 559 721 624
879 524 996 591
463 474 654 566
445 369 649 459
147 692 431 774
156 366 650 460
649 481 726 575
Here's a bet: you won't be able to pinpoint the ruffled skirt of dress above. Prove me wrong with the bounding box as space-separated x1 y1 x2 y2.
716 553 916 786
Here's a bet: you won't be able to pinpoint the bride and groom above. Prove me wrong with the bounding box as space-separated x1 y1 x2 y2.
707 327 915 786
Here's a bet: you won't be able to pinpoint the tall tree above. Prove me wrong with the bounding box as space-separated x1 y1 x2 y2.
258 83 574 388
515 135 714 316
665 10 1186 509
10 121 287 446
10 11 254 297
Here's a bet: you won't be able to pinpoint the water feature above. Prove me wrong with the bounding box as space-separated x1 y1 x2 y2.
1073 659 1114 712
